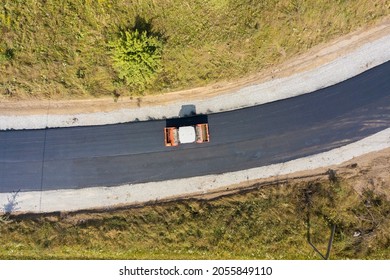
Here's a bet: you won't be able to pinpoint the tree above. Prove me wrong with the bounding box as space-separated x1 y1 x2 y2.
109 30 162 92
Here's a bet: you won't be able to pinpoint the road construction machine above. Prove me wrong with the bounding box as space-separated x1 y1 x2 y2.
164 124 209 146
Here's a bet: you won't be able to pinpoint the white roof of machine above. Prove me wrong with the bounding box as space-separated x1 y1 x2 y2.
178 126 196 143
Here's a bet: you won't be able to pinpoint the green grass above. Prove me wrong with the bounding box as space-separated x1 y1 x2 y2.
1 177 389 259
0 0 388 99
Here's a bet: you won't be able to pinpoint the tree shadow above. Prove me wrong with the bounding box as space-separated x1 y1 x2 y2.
118 15 166 41
133 16 153 34
3 190 20 214
305 183 336 260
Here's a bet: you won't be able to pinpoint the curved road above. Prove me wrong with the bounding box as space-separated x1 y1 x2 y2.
1 61 390 193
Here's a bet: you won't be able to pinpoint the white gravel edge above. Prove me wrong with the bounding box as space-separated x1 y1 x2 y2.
1 128 389 214
1 34 390 130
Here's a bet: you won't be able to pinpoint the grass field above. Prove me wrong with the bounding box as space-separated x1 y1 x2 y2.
0 0 388 100
1 175 389 259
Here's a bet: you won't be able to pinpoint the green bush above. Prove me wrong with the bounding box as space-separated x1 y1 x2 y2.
109 30 162 93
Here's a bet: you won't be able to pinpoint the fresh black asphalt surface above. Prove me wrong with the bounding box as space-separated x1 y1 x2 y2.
1 61 390 192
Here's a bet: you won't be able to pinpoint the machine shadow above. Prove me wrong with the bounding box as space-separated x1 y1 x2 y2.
166 104 208 127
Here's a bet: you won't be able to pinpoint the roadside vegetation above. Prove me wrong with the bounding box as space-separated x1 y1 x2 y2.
1 173 389 259
0 0 388 100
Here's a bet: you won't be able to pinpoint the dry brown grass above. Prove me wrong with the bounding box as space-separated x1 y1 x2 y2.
0 0 388 100
1 174 389 259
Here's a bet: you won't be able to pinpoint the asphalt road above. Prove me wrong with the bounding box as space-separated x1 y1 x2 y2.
1 61 390 192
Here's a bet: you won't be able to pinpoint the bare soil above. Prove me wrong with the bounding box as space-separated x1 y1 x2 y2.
0 17 389 116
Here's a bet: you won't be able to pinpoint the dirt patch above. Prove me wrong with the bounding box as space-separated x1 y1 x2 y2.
0 17 389 116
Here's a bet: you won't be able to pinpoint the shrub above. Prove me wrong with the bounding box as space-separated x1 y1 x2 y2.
109 30 162 93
